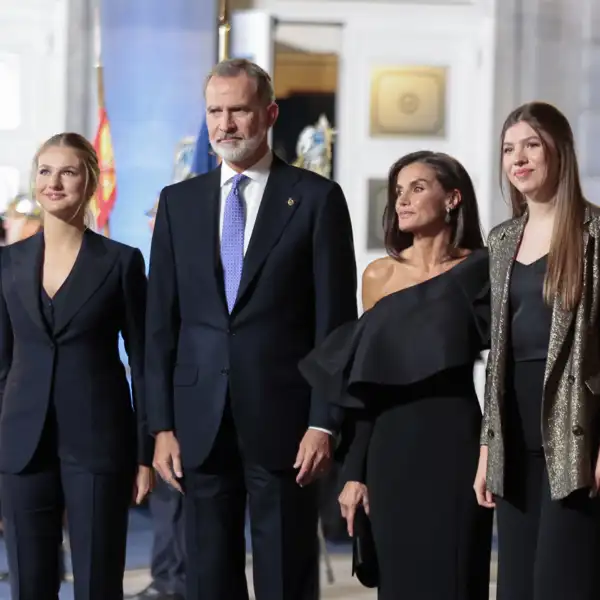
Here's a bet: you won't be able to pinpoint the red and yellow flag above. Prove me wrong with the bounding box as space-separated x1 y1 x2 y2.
90 106 116 234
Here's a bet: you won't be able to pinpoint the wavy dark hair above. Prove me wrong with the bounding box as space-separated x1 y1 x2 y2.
383 151 484 259
500 102 585 311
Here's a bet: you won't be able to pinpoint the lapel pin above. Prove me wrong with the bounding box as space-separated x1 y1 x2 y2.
287 198 295 207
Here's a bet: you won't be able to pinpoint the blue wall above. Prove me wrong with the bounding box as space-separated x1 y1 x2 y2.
101 0 217 258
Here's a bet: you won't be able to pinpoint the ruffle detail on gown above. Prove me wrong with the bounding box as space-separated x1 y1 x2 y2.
299 248 490 409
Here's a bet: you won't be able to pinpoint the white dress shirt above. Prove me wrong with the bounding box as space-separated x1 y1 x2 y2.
218 150 331 437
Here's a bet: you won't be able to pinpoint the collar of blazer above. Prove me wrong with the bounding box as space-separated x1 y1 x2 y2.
494 202 600 243
231 156 303 314
187 154 304 316
491 201 600 388
9 229 119 338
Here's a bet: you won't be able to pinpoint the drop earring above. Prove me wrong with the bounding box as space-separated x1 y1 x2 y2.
445 206 452 224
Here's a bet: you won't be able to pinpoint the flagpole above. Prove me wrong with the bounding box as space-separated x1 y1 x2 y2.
214 0 229 167
218 0 230 61
94 3 110 237
94 5 104 107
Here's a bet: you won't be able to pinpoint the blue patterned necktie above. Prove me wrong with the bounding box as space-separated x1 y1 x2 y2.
221 173 248 312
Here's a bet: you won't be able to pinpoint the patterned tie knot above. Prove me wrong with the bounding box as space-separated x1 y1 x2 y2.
231 173 248 195
221 173 248 314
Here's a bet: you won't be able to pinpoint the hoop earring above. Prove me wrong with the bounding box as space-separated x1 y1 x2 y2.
444 206 452 224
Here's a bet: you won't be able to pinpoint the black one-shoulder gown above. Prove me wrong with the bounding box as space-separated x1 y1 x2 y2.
301 249 493 599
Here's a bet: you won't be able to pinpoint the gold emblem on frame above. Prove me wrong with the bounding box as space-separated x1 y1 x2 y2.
370 66 447 137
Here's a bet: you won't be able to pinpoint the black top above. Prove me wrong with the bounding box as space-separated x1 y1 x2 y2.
41 287 55 330
39 265 76 333
299 248 490 411
510 255 551 362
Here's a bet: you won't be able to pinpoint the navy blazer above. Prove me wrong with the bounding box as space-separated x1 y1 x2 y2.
145 155 358 470
0 229 152 474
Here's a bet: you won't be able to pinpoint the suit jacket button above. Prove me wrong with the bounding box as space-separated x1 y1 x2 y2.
487 429 495 438
572 425 584 436
221 368 229 375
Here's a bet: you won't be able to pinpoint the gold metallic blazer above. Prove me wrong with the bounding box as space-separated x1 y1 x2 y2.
482 203 600 500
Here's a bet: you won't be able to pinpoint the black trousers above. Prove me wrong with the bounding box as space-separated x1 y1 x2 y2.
496 452 600 600
1 455 133 600
149 477 186 595
498 359 600 600
183 407 320 600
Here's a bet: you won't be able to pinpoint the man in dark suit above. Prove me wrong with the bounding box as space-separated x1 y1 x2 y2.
146 58 357 600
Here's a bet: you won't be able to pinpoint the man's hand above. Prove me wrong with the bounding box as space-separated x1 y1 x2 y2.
153 431 184 494
294 429 332 486
133 465 155 505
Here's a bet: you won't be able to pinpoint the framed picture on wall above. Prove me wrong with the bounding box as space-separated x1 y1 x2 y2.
369 65 447 138
367 178 389 250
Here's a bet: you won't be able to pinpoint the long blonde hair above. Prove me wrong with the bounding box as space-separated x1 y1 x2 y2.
500 102 585 311
32 132 100 228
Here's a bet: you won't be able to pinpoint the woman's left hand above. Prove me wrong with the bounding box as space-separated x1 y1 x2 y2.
133 465 154 505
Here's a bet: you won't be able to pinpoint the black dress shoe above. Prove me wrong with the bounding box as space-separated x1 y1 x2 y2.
125 582 184 599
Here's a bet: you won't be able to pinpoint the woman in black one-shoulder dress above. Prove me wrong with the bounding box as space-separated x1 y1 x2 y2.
301 151 493 600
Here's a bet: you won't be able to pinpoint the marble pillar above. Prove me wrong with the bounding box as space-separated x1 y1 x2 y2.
577 0 600 201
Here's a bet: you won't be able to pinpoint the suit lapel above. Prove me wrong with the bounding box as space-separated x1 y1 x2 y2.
544 206 594 385
52 229 118 336
233 157 301 312
492 214 527 391
496 214 527 326
186 168 227 310
12 232 47 335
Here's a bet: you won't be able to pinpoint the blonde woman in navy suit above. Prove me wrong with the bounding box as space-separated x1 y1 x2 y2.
0 133 153 600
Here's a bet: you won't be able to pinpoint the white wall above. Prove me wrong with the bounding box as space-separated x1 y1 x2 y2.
338 16 495 277
275 24 341 53
0 0 69 209
263 0 498 404
262 1 498 265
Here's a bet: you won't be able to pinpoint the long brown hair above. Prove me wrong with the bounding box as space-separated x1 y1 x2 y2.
500 102 585 310
383 150 484 258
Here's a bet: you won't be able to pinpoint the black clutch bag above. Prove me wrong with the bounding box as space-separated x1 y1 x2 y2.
351 505 379 588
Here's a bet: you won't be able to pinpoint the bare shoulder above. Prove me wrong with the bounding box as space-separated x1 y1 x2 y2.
362 257 398 309
363 257 396 285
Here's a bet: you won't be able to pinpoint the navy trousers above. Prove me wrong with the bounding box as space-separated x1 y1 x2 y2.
149 477 186 595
